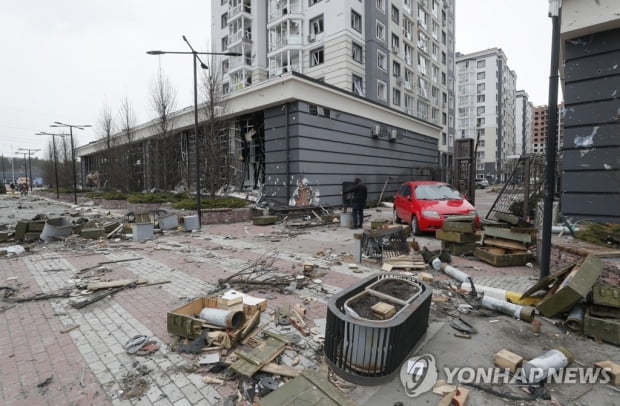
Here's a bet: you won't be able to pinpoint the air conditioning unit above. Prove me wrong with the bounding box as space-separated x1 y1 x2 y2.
372 125 381 138
308 33 316 43
389 129 398 141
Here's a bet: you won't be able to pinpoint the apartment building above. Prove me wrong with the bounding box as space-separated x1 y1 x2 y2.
455 48 516 183
560 0 620 223
531 104 564 155
213 0 456 180
515 90 533 155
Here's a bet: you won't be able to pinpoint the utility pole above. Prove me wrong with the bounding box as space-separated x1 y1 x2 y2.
50 122 91 204
18 148 41 191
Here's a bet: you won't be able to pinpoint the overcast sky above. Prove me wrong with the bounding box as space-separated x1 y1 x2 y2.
0 0 556 161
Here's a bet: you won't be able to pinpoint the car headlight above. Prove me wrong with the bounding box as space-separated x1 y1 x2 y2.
422 210 440 218
468 210 478 216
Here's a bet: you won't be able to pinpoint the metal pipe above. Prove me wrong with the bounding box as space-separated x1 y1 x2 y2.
540 1 562 279
481 295 535 322
565 304 585 331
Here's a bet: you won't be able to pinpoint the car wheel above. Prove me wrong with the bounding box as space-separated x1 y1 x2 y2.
393 209 402 224
411 215 421 236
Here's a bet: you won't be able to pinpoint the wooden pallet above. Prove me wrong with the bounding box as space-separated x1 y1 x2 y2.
552 238 620 258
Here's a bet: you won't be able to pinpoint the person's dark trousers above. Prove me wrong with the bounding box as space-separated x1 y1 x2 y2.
352 205 364 228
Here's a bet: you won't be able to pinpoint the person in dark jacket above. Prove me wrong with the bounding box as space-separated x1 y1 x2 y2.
345 178 367 229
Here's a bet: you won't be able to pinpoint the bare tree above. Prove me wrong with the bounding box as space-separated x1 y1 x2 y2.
118 95 139 191
95 101 118 189
200 55 239 197
149 63 179 191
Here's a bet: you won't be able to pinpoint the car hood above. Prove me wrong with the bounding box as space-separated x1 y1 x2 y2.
417 198 475 214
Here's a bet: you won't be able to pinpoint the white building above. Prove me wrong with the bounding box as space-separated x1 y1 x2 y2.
515 90 533 155
455 48 517 183
213 0 456 180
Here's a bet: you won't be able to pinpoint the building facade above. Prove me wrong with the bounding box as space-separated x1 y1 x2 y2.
515 90 533 155
560 0 620 223
455 48 517 183
214 0 456 180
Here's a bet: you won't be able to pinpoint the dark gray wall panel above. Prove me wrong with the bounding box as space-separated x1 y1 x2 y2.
564 28 620 59
563 99 620 126
564 50 620 82
561 193 620 218
564 75 620 104
563 124 620 148
562 170 620 192
262 101 440 205
562 147 620 170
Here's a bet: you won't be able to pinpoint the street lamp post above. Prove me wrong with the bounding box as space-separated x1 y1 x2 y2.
50 122 91 204
147 36 240 228
37 132 68 199
18 148 40 191
15 152 28 188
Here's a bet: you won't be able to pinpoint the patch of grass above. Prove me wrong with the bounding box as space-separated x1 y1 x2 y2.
575 223 620 248
172 196 249 210
127 192 189 204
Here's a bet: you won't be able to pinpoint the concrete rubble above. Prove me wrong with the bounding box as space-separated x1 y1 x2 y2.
0 192 619 405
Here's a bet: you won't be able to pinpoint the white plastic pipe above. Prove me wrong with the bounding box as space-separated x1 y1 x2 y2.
431 258 471 283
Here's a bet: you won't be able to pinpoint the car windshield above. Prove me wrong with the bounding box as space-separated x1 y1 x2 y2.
415 184 462 200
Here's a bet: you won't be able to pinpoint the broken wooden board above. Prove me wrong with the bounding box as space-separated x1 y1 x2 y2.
87 279 137 291
482 237 527 251
231 330 290 377
494 211 521 225
552 237 620 257
258 370 359 406
484 227 532 244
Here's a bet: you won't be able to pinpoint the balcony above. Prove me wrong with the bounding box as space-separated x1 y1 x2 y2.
229 2 251 19
229 29 252 45
269 0 302 22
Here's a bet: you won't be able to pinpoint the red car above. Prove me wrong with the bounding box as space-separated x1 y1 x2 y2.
393 181 479 235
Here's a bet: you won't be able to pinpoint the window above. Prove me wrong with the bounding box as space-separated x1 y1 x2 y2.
311 47 324 66
391 34 400 50
418 54 427 75
479 139 485 147
477 71 485 80
309 0 322 5
221 36 228 51
477 83 485 93
377 50 387 71
418 77 428 98
222 59 229 73
477 94 485 102
477 60 486 68
376 21 385 41
391 5 399 23
352 42 363 63
222 82 230 95
418 30 428 53
376 0 385 12
477 106 485 115
352 74 364 95
418 100 429 121
310 15 324 34
477 117 485 126
377 81 387 101
403 17 414 40
393 61 401 77
442 132 447 145
221 13 228 29
393 88 401 105
404 43 413 64
441 72 446 85
351 10 362 32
